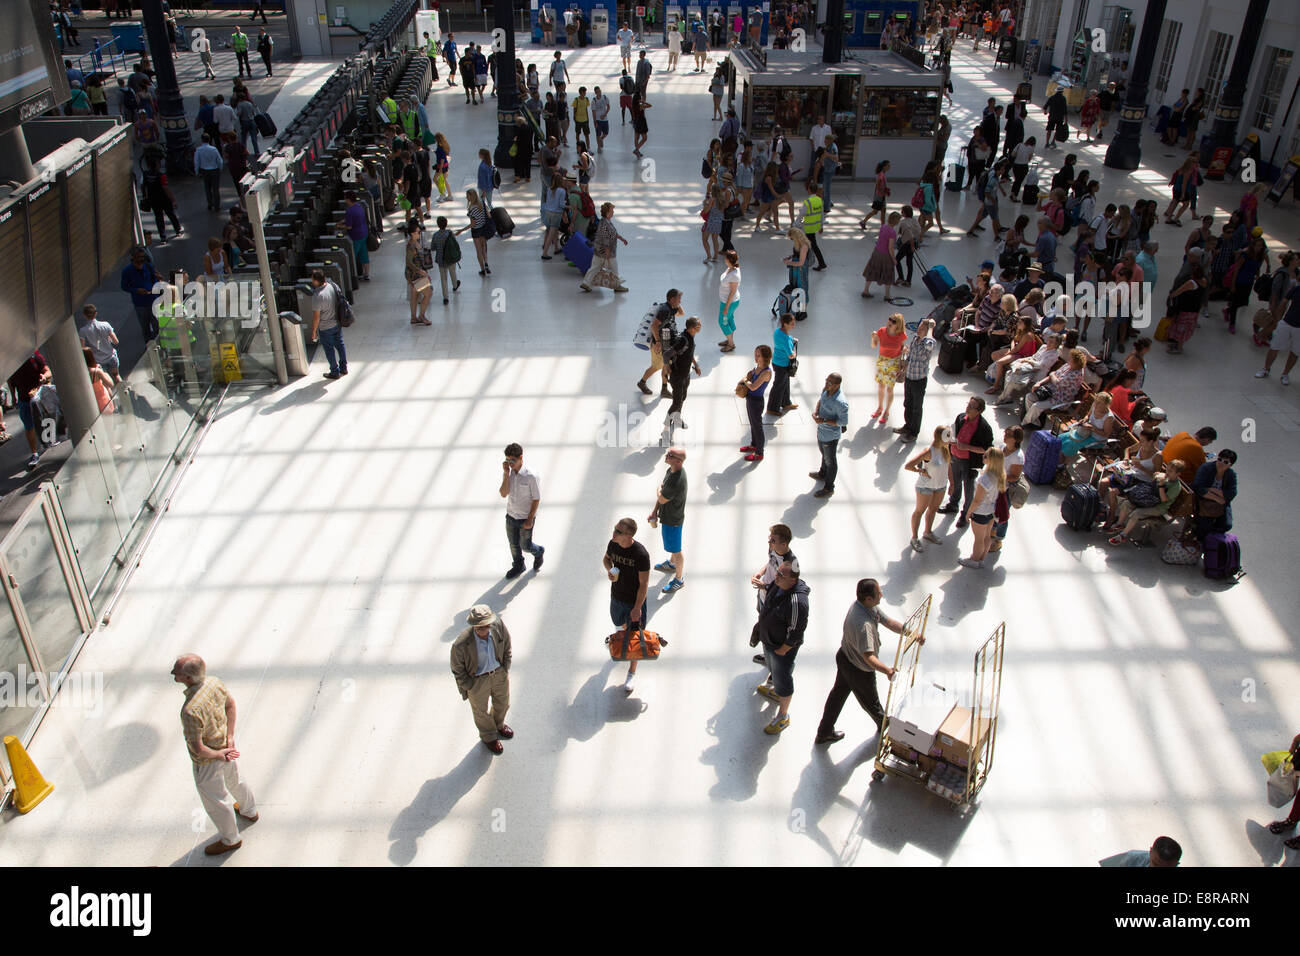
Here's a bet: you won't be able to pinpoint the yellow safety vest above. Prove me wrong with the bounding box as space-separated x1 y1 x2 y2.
381 96 398 124
802 194 823 233
157 304 195 350
425 37 438 58
232 32 248 52
400 109 419 139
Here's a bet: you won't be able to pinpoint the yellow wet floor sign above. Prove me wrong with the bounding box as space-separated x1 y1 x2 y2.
219 343 242 382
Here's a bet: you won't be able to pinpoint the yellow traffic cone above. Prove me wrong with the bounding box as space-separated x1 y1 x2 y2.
4 736 53 814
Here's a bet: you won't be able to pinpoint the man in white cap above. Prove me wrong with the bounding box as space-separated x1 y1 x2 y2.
450 606 514 754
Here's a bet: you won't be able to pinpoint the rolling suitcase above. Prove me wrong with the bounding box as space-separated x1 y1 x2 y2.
1061 483 1100 530
946 147 967 191
938 332 966 374
1202 533 1242 580
563 231 594 272
490 205 515 238
922 264 956 300
254 111 277 137
1021 182 1038 205
1024 430 1062 485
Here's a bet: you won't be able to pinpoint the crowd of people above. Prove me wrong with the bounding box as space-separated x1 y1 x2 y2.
23 5 1298 866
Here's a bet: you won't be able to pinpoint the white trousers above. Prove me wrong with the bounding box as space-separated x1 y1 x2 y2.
193 758 257 845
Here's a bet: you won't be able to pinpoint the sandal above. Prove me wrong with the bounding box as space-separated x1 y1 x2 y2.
1287 836 1300 851
861 292 873 298
1108 533 1128 546
1268 820 1297 834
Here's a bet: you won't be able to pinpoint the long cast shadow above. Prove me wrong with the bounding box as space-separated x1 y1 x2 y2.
388 745 494 866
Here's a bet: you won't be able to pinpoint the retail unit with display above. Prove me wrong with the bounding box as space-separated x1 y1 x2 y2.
732 48 942 178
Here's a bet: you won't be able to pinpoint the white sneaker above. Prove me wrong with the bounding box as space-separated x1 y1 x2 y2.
1283 374 1292 386
623 671 635 695
910 538 924 552
958 558 983 569
1255 368 1269 378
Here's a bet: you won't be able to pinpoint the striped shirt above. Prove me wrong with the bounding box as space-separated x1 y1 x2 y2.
180 677 230 765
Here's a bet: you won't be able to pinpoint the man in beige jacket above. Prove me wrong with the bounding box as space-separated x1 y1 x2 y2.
450 605 514 754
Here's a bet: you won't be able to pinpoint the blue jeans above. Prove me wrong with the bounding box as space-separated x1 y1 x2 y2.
815 438 839 490
822 168 835 210
240 120 259 156
318 324 346 374
505 514 542 568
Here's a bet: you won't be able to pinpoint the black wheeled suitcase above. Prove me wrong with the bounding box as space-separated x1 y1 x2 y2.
490 205 515 238
938 332 966 374
1061 483 1101 531
946 147 967 192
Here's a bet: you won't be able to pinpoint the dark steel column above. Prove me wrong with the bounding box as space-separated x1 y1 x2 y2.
493 0 519 169
1209 0 1271 148
823 0 845 64
140 0 193 173
1103 0 1166 170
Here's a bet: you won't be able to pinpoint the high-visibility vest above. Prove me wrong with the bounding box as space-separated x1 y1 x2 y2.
381 96 398 124
157 303 195 350
425 37 438 58
802 194 823 233
399 109 419 139
232 32 248 52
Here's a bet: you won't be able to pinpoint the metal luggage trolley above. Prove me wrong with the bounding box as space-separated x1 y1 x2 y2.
871 611 1005 810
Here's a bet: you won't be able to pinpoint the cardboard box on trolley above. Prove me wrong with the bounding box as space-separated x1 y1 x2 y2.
929 704 992 768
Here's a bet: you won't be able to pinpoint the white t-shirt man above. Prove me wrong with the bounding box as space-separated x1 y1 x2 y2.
591 93 610 122
549 58 568 88
616 27 634 52
809 122 832 150
505 467 541 520
213 101 237 134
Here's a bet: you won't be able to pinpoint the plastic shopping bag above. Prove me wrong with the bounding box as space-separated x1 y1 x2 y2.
1266 759 1297 809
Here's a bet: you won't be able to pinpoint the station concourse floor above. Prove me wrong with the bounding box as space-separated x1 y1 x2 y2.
3 36 1299 867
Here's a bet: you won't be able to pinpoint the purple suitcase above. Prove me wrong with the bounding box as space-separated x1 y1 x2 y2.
1024 430 1061 485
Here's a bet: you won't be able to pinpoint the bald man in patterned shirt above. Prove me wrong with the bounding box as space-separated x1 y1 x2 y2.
172 654 259 855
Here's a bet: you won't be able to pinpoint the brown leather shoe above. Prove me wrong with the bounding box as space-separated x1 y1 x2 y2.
240 812 259 824
483 739 504 754
497 725 514 739
204 839 242 855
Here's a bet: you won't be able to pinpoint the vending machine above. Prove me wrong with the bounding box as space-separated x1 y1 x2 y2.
590 4 611 44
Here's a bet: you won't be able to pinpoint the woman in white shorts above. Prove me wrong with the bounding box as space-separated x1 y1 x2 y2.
960 447 1006 569
905 425 952 551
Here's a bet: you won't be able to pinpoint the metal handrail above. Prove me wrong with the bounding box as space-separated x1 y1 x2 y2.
69 37 133 81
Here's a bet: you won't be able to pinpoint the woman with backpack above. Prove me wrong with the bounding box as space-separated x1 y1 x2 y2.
455 189 494 278
477 148 496 210
1223 236 1269 334
430 215 462 305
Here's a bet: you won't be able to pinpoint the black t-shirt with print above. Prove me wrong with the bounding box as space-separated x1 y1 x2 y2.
607 540 650 604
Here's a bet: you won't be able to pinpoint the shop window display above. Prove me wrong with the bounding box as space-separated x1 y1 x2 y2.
749 86 828 136
861 88 939 138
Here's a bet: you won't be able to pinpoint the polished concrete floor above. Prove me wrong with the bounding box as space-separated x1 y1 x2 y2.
3 36 1299 867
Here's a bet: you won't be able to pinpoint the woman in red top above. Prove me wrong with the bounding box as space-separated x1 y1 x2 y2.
1105 368 1145 425
871 312 908 424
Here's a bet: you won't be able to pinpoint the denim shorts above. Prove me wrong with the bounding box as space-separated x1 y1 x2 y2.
764 645 797 697
971 512 994 525
660 523 682 554
610 596 651 629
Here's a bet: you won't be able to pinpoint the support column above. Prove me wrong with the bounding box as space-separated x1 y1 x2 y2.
823 0 845 64
493 1 519 170
1103 0 1167 171
1209 0 1271 150
140 0 192 173
40 319 100 446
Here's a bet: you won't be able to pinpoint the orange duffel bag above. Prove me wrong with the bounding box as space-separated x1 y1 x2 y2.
606 627 667 661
